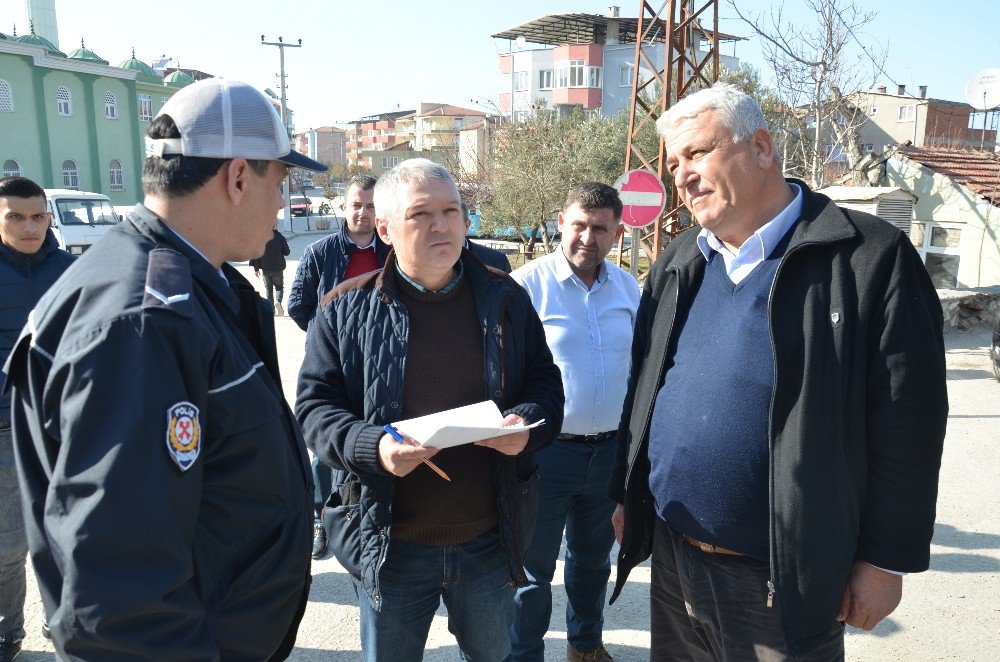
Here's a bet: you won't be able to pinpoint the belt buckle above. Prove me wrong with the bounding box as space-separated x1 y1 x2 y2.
698 541 715 553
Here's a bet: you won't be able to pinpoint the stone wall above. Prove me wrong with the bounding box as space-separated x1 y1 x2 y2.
936 286 1000 330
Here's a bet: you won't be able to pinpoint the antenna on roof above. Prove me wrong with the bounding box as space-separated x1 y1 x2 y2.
965 69 1000 151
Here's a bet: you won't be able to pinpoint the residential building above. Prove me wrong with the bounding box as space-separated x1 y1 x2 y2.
0 27 195 205
459 116 499 181
295 126 346 168
345 109 414 168
880 145 1000 288
847 85 996 156
492 8 741 119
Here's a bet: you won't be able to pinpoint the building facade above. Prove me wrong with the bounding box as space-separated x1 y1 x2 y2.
493 9 740 119
0 31 194 205
295 126 346 168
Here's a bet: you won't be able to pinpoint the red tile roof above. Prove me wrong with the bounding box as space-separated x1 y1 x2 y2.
899 145 1000 206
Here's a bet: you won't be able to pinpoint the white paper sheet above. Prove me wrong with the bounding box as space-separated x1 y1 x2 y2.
391 400 545 450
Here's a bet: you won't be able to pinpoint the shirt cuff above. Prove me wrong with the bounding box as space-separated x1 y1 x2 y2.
866 561 907 576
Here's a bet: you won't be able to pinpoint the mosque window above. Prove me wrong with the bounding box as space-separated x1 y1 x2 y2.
138 94 152 122
0 81 13 112
105 91 118 119
109 159 125 191
62 159 80 189
56 86 72 116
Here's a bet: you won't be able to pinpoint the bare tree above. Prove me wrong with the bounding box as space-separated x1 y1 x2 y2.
730 0 885 188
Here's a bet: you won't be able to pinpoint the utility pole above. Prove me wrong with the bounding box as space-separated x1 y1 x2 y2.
261 35 302 232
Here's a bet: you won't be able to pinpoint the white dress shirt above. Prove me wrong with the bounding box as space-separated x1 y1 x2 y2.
512 249 641 435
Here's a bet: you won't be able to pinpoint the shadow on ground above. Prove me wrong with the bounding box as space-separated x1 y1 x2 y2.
846 617 902 638
933 523 1000 550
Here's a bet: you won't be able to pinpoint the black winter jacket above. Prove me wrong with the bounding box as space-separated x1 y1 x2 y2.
608 182 948 656
5 206 313 660
249 229 290 272
286 225 390 330
296 249 564 608
0 231 75 420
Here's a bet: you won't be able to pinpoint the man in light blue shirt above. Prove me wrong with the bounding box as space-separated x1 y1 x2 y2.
509 182 640 662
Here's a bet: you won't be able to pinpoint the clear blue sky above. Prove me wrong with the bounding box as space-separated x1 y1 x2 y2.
5 0 999 130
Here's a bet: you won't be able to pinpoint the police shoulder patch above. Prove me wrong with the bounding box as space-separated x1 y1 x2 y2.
143 248 193 317
166 401 201 471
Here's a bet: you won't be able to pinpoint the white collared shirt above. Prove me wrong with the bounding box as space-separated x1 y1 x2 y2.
695 183 803 284
512 249 641 435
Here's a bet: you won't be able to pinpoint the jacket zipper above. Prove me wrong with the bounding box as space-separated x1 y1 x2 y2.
621 269 681 552
764 239 820 609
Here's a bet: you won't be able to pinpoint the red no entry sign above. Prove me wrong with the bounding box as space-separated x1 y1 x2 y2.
614 169 667 228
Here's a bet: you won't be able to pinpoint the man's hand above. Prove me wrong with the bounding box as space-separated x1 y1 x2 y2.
377 433 439 477
475 414 530 456
612 504 625 545
253 268 260 278
836 561 903 630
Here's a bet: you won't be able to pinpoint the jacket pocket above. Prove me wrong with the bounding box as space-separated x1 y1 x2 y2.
515 468 540 556
322 480 362 579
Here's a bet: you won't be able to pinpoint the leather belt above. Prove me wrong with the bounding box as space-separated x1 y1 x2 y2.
557 431 616 442
682 534 743 556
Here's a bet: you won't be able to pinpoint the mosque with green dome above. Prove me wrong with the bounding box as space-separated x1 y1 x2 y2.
0 21 198 205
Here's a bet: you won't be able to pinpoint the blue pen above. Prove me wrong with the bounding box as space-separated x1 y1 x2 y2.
383 424 451 481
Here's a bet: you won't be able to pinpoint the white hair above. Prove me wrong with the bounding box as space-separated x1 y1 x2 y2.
656 83 768 143
373 158 457 224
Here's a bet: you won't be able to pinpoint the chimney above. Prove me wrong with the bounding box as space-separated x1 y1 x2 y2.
877 85 886 94
897 84 906 96
606 6 621 44
918 85 927 98
608 6 620 17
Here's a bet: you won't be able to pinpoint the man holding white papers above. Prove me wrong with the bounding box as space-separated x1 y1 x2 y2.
296 158 564 662
509 182 640 662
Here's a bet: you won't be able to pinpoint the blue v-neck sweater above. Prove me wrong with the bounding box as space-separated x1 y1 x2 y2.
647 241 788 562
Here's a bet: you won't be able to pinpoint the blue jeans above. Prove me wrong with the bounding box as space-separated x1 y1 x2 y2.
356 530 514 661
0 429 28 644
510 438 617 661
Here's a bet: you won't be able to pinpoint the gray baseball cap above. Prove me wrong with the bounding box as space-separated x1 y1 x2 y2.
144 78 327 172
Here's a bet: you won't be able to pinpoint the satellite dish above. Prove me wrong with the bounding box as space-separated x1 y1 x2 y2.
965 68 1000 110
514 35 526 50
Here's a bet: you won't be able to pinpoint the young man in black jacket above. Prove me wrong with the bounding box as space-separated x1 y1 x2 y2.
609 83 948 659
250 225 290 315
0 176 75 662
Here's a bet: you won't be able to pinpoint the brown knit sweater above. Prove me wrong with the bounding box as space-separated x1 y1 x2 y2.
390 269 499 545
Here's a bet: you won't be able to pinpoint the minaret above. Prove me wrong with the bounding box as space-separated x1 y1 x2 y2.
25 0 59 51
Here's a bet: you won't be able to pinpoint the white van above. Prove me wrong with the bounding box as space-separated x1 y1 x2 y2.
43 189 121 255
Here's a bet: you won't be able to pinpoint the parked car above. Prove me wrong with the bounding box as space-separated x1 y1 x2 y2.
44 189 120 254
991 309 1000 382
290 196 312 217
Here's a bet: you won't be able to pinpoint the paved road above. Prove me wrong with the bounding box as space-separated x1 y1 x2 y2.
14 232 1000 660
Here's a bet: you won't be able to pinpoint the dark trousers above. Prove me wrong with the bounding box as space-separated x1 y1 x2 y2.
650 517 844 661
262 270 284 307
311 456 333 521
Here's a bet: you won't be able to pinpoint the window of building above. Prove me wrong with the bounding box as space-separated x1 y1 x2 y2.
869 106 878 118
898 104 916 122
381 157 399 169
824 144 846 162
620 64 633 87
569 60 585 87
109 159 125 190
0 80 13 112
104 91 117 119
2 159 20 178
513 71 529 92
138 94 152 122
909 221 962 288
862 143 875 154
62 159 80 189
588 66 602 88
161 96 169 107
56 86 72 116
538 69 553 90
